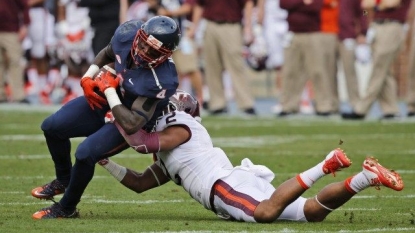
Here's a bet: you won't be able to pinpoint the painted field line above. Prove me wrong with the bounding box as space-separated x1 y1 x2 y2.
2 133 415 150
0 199 187 206
353 195 415 199
0 153 152 160
0 175 142 180
143 228 415 233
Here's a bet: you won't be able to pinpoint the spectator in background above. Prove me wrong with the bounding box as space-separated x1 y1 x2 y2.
0 0 30 103
24 0 58 104
342 0 412 120
279 0 332 116
53 0 95 104
406 0 415 117
78 0 121 56
188 0 257 116
157 0 205 107
260 0 288 72
319 0 340 115
338 0 368 111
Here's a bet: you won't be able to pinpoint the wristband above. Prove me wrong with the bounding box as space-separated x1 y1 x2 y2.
104 88 122 109
82 64 99 79
101 159 127 182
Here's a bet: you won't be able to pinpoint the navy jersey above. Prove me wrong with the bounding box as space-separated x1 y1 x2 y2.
110 20 179 131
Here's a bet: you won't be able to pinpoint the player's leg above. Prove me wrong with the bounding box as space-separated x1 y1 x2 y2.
303 156 404 222
99 159 170 192
32 97 109 199
254 148 351 222
33 123 129 219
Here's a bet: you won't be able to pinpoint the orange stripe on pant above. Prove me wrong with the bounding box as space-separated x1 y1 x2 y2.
213 180 260 217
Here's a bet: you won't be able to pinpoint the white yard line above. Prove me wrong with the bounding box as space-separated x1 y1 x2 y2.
2 134 415 151
105 228 415 233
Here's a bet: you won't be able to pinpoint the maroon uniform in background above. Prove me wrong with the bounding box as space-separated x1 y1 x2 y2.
342 0 412 120
278 0 334 116
190 0 257 116
338 0 369 110
0 0 30 103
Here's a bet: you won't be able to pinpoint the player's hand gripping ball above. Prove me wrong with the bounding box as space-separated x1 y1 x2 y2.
80 63 116 110
95 65 120 93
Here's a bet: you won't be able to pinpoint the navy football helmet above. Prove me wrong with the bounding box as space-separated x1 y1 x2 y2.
131 16 181 68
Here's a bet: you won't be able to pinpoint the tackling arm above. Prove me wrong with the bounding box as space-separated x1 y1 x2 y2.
100 160 169 193
122 164 170 193
114 122 190 154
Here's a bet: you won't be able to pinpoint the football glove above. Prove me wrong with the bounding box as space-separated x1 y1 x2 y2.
80 77 107 110
95 70 120 93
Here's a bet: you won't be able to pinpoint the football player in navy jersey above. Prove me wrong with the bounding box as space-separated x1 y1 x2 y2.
31 16 181 219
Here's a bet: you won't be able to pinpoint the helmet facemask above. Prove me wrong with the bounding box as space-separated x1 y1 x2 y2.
131 29 173 68
157 90 201 126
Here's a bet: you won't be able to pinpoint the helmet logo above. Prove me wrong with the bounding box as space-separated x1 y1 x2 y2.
147 35 163 49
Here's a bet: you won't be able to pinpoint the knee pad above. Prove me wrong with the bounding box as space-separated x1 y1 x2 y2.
75 142 96 166
41 115 54 133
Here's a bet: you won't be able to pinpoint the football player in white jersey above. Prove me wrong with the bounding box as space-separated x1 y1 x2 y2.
100 90 404 223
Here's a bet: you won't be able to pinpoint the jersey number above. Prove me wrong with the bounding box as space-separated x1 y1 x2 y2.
156 89 166 99
165 111 177 124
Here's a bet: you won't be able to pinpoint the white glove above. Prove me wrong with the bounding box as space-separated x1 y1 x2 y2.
355 44 371 64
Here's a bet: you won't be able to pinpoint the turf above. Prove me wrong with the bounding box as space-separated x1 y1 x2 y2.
1 109 414 233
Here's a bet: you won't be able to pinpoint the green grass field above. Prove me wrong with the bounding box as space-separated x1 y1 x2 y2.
1 107 414 233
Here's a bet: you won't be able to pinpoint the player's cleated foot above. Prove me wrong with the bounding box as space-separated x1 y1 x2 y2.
322 148 352 176
31 179 66 200
32 203 79 219
362 157 404 191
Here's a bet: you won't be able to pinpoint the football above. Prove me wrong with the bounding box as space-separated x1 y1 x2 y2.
93 63 116 97
94 62 116 79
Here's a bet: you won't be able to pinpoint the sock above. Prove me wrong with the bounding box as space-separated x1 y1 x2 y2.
100 159 127 182
297 161 325 189
344 172 370 194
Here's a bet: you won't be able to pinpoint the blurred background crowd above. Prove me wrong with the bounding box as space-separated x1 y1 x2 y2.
0 0 414 119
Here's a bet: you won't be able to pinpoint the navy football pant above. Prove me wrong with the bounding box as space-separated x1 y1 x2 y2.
41 96 129 210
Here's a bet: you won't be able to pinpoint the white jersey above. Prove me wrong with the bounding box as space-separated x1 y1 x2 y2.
154 111 234 210
153 111 306 222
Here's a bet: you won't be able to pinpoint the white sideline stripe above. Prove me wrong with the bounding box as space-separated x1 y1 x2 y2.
0 175 135 179
0 153 152 160
337 208 380 211
2 134 415 150
353 195 415 199
0 199 186 206
142 228 415 233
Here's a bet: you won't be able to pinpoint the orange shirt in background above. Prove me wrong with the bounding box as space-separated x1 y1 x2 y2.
321 0 339 33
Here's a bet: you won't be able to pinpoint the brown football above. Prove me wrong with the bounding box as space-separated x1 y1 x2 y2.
93 62 116 97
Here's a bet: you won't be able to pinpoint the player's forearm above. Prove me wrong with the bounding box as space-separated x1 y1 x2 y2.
101 160 167 193
115 122 160 153
111 104 143 134
93 44 116 68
